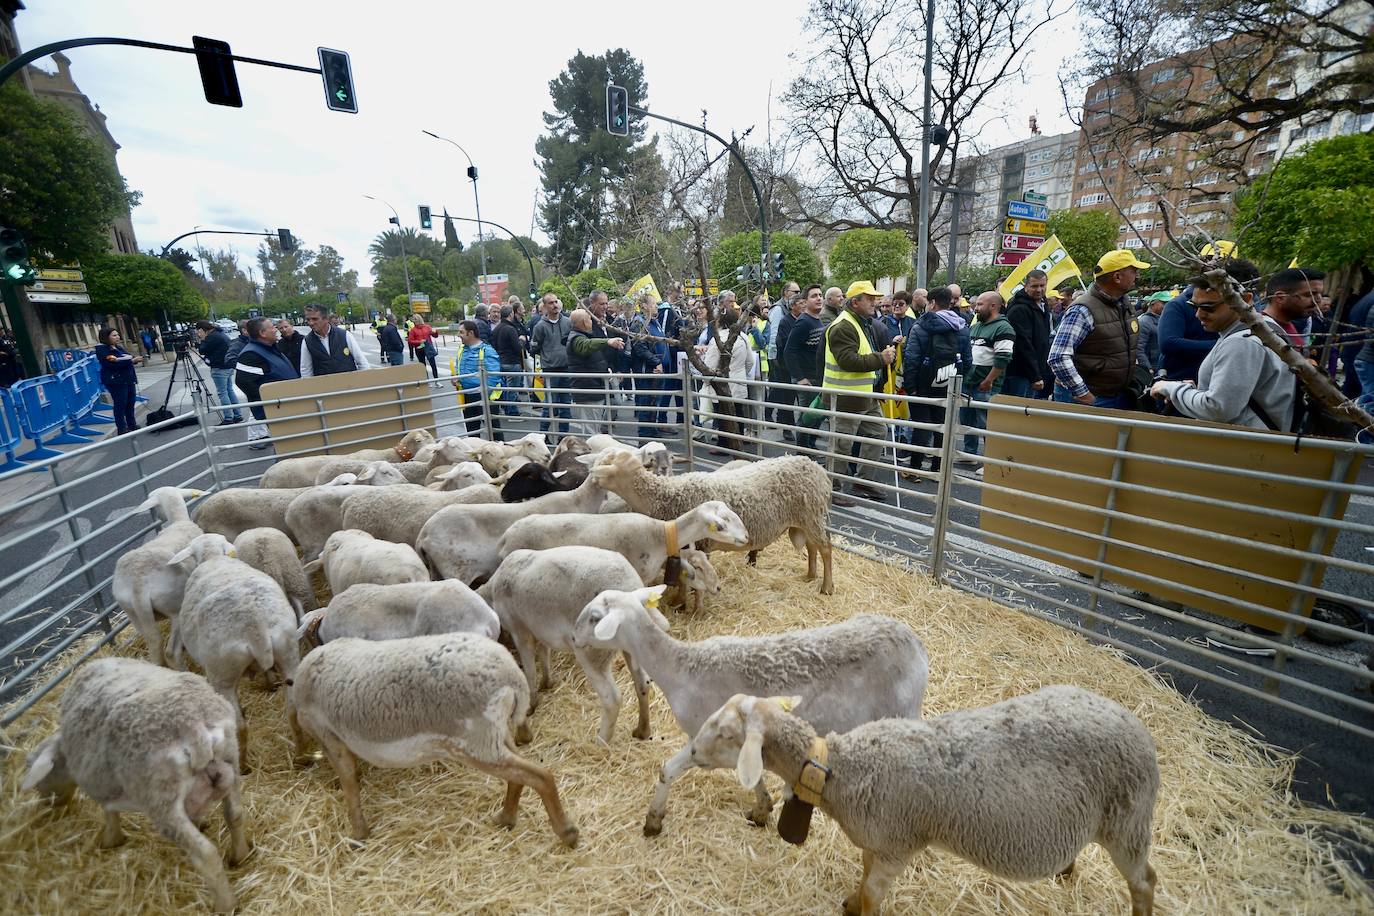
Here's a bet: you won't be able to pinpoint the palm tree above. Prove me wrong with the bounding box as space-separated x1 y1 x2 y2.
368 228 443 266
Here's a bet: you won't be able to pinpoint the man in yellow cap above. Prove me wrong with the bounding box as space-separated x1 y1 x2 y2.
1047 250 1148 408
823 280 897 504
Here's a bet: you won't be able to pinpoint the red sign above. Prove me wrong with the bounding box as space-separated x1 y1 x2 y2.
1001 234 1047 252
477 273 509 305
993 251 1029 266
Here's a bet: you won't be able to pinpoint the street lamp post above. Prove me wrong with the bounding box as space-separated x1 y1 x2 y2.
915 0 936 287
363 194 412 303
422 130 488 303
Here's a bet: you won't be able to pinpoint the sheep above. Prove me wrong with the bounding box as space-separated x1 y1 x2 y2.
478 547 656 743
495 501 747 604
425 461 493 491
257 428 436 487
167 534 306 771
284 475 413 562
571 588 927 835
296 580 500 647
304 529 428 596
500 462 576 503
193 485 311 542
290 633 581 846
415 475 607 585
312 458 428 486
589 450 835 594
233 527 315 621
471 432 552 475
21 658 248 913
688 689 1159 916
336 481 502 548
111 487 205 666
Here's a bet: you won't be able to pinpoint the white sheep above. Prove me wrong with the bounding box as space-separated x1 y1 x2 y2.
257 428 436 487
290 633 581 846
577 438 672 476
313 457 430 486
233 527 316 621
571 587 928 835
336 480 502 548
415 475 607 585
496 501 747 607
193 485 311 542
304 529 428 596
589 451 835 594
22 658 248 913
688 689 1159 916
111 487 205 666
296 580 500 646
479 547 654 743
424 461 493 491
282 470 414 561
469 432 552 475
167 534 306 769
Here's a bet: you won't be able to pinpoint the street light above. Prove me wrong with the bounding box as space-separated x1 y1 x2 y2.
422 129 488 303
363 194 412 301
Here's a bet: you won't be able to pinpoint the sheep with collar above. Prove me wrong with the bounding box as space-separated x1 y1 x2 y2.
571 586 927 835
688 690 1159 916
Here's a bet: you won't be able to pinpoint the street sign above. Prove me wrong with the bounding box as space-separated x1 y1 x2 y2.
30 279 88 293
993 251 1029 267
36 268 83 281
27 290 92 304
409 292 431 314
1004 217 1047 236
1023 189 1048 204
1001 234 1047 253
1007 200 1049 221
336 291 347 303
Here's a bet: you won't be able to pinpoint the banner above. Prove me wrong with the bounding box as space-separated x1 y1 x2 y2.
477 273 509 305
997 234 1082 301
627 273 661 304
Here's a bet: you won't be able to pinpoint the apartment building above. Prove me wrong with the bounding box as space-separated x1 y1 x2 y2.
959 130 1078 266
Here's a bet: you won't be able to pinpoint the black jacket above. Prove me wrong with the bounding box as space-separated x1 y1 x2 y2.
276 332 304 373
1004 290 1052 385
785 313 825 385
378 323 404 352
491 320 524 365
198 328 232 370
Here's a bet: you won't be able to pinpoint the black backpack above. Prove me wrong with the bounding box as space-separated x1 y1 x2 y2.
914 327 960 389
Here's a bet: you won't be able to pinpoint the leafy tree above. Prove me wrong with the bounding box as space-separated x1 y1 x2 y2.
196 248 256 303
155 247 197 275
85 253 206 322
256 234 314 299
368 228 443 268
441 210 464 251
1045 210 1119 282
827 229 913 288
929 263 1014 294
535 49 653 274
304 244 359 297
709 231 823 299
374 256 445 309
435 297 463 322
1234 133 1374 272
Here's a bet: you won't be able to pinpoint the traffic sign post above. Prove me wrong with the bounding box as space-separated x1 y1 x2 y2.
993 251 1029 266
1004 217 1047 236
1006 200 1049 221
1001 234 1047 253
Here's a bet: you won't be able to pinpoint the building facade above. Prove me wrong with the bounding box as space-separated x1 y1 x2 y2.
959 130 1078 266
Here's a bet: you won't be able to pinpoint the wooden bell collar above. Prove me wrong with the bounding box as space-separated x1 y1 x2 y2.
793 736 830 806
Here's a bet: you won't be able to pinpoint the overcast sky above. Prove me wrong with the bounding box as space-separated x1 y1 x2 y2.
16 0 1081 289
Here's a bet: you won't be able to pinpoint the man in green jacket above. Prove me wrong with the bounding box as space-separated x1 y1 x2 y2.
961 291 1016 461
823 280 897 504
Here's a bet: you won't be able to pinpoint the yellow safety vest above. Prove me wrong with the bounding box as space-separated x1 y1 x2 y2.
752 317 769 374
823 309 877 393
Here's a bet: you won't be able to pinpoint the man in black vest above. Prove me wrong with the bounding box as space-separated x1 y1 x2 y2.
299 303 370 377
1048 250 1147 409
235 317 301 449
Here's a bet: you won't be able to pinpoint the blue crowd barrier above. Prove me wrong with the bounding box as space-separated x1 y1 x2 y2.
44 348 88 374
70 356 115 425
0 388 29 474
58 363 102 437
11 374 88 462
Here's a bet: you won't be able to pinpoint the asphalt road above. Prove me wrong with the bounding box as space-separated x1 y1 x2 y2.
2 329 1371 838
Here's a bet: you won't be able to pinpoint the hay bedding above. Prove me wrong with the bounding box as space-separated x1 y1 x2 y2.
2 542 1372 914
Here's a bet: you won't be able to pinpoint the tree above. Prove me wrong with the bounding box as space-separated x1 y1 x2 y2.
256 234 314 299
85 253 206 323
1045 210 1119 282
827 229 914 288
441 210 464 251
435 297 463 322
374 256 444 309
304 244 359 297
1233 133 1374 272
0 83 139 264
197 248 256 303
368 228 443 268
709 231 823 299
782 0 1062 274
535 49 654 274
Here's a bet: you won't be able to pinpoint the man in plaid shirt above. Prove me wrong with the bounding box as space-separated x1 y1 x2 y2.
1049 250 1148 409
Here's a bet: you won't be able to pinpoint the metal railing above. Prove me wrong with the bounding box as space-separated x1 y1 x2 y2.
1 363 1371 748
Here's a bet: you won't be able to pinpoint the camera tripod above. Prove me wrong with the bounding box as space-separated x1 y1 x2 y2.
147 343 214 431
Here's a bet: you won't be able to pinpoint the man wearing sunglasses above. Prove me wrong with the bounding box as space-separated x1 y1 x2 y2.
1149 258 1294 431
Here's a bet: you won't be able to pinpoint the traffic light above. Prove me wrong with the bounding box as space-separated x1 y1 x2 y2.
772 252 785 280
0 227 38 285
930 125 949 146
192 36 243 108
606 83 629 137
735 264 748 285
418 205 432 230
318 47 358 114
277 228 297 252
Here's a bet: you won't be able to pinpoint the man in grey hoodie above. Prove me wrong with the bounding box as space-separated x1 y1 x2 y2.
1150 259 1294 431
529 292 573 438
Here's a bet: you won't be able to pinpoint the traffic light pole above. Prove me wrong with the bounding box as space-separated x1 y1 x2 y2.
434 213 539 302
626 105 770 289
0 282 42 378
159 228 278 258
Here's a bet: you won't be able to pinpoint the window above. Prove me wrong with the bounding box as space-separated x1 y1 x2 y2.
1150 68 1175 84
1124 237 1145 249
1078 192 1106 205
1093 88 1110 102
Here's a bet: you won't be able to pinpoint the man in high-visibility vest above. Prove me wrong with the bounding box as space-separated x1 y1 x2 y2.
823 280 897 505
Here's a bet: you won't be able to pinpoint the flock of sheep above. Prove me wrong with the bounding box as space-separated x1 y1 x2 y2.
20 427 1162 915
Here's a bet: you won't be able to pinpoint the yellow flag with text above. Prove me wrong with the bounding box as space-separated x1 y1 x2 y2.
627 274 661 304
997 235 1081 301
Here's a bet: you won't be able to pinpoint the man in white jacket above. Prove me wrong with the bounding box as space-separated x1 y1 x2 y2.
1150 259 1295 431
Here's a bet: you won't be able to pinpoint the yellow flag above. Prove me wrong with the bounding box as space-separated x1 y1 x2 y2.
1288 257 1300 268
998 235 1081 301
1200 240 1238 258
627 274 661 304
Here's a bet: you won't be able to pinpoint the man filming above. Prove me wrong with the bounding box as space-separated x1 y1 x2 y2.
194 320 243 425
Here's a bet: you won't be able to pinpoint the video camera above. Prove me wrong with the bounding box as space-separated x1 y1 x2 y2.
163 329 196 355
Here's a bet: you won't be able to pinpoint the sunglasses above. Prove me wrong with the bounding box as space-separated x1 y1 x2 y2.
1193 302 1223 313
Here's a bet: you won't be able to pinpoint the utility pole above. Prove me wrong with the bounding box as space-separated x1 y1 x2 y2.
364 195 411 303
915 0 936 287
422 131 488 302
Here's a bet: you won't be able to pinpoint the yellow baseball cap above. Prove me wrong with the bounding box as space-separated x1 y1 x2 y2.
1095 250 1151 275
845 280 880 298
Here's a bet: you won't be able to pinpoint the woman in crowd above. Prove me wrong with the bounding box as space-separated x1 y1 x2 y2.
93 327 143 435
408 313 439 380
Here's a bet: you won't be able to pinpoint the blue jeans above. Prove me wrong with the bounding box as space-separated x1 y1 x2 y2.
1001 374 1047 399
1052 384 1130 410
384 349 405 366
540 372 571 436
210 367 241 421
499 363 524 417
961 387 993 456
635 374 669 438
105 381 137 432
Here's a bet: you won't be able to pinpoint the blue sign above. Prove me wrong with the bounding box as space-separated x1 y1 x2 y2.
1007 200 1049 221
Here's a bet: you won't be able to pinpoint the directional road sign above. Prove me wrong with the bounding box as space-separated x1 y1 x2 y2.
1001 234 1047 253
37 268 83 281
31 279 88 293
1007 200 1049 221
993 251 1029 267
1004 217 1047 236
27 290 92 304
1023 190 1048 204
